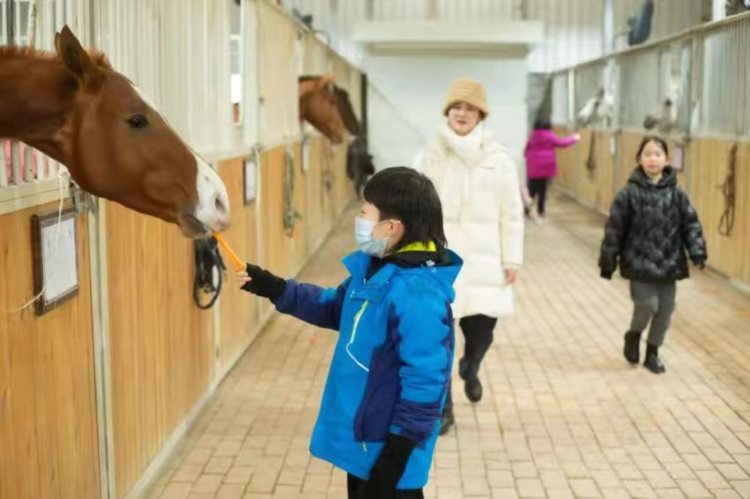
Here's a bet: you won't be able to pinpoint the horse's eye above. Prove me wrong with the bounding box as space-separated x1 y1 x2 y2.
126 114 149 129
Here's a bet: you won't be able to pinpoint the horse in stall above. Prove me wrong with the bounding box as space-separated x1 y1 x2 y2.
298 75 374 198
299 75 347 144
0 26 230 238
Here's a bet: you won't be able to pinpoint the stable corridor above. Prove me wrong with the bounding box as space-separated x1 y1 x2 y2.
148 192 750 499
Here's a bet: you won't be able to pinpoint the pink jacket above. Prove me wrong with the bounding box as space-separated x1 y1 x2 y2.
524 129 578 179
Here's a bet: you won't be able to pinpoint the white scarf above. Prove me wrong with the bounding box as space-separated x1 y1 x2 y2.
438 121 485 164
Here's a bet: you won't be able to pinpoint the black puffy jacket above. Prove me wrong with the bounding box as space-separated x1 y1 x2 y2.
599 166 707 283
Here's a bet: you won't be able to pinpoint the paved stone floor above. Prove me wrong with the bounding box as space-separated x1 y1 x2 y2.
147 192 750 499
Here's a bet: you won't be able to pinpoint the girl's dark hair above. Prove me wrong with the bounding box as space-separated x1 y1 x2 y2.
363 167 447 253
533 119 551 130
636 135 669 160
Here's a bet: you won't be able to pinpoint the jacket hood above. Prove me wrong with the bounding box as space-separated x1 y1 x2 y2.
628 166 677 189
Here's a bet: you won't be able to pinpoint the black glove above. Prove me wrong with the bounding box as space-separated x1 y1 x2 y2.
363 434 417 499
600 268 613 280
240 263 286 300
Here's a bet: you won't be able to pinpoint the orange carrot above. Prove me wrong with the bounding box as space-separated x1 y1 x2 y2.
213 233 245 272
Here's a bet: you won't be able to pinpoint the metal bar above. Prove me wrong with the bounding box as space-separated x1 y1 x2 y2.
0 142 8 188
10 141 22 185
8 0 14 43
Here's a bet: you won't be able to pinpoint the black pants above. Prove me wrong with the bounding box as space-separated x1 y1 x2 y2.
443 314 498 414
347 474 424 499
526 178 549 216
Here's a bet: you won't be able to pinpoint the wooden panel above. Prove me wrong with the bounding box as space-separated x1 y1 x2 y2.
335 141 355 220
107 204 213 498
0 205 100 499
217 158 260 371
290 144 309 275
305 137 326 251
553 126 579 194
744 144 750 284
313 137 335 241
592 131 616 214
687 139 749 282
260 147 293 279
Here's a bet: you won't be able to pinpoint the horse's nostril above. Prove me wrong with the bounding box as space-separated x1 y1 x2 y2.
215 196 227 214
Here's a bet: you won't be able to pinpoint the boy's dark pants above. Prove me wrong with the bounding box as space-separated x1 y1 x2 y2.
347 474 424 499
443 314 498 414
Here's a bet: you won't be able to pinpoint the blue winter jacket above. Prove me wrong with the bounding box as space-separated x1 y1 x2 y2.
271 247 462 488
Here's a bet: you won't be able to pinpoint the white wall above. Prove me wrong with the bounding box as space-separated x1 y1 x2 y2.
364 52 530 173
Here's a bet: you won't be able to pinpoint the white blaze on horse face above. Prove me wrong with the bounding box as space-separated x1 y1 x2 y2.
194 153 231 233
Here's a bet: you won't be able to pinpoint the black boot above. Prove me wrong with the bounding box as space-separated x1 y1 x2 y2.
459 357 482 403
644 344 666 374
623 331 641 365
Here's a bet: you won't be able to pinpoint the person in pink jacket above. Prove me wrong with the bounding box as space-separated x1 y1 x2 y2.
523 119 579 222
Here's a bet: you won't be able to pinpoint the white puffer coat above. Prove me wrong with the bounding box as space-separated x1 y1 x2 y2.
417 122 524 318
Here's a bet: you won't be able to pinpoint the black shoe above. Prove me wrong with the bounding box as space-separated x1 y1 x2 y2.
623 331 641 364
644 346 666 374
464 376 482 403
439 410 455 435
458 357 483 402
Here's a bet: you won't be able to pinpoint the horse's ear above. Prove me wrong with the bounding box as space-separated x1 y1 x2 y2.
55 25 100 83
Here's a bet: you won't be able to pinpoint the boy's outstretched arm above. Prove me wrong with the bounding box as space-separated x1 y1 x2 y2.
599 189 631 279
240 263 348 330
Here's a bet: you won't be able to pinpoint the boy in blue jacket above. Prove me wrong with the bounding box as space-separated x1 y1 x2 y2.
238 166 461 498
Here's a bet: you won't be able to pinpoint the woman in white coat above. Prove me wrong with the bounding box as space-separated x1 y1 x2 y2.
417 78 525 434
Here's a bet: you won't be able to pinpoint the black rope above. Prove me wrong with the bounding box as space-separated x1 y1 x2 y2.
283 148 302 237
718 143 738 237
193 236 226 309
585 132 596 178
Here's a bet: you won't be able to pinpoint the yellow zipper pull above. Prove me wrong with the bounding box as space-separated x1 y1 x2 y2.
362 441 368 452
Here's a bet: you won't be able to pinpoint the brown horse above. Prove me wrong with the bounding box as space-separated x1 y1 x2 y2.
332 85 360 136
0 26 230 237
299 75 347 144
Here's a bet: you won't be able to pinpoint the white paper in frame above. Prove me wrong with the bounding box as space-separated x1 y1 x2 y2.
32 208 80 315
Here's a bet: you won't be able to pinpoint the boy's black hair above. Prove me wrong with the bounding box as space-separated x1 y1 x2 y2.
533 118 552 130
363 167 447 253
636 135 669 160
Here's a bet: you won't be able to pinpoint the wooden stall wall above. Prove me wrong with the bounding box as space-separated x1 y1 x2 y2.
106 204 214 498
688 139 750 283
260 147 294 280
553 126 581 198
217 158 261 374
304 136 330 253
290 144 310 275
0 205 100 499
591 131 617 214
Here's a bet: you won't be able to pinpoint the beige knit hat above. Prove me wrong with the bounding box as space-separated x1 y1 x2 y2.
442 77 489 118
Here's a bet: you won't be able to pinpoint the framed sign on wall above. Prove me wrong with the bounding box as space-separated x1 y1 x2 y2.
243 156 257 205
31 208 79 315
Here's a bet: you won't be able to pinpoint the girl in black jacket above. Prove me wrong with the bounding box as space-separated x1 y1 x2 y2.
599 136 707 373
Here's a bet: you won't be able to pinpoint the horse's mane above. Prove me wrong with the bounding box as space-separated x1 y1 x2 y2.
0 45 112 69
299 74 336 86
